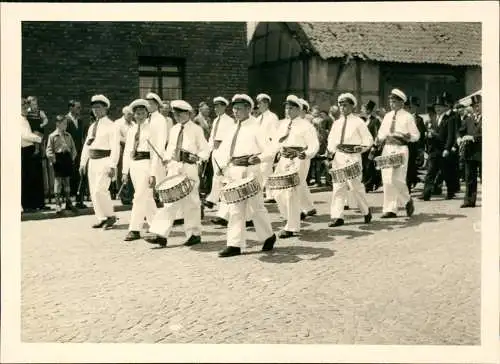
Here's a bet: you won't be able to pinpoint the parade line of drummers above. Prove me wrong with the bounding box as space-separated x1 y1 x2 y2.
21 89 482 258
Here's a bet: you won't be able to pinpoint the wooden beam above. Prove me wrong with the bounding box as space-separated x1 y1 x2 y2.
355 59 362 110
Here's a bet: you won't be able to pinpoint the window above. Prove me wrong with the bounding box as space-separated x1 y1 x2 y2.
138 57 184 101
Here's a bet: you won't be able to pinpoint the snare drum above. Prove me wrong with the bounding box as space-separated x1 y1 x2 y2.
374 153 405 170
330 161 362 184
155 174 194 204
222 176 261 204
267 170 300 190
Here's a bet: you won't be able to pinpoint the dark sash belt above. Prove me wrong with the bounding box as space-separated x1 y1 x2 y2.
89 149 111 159
231 155 253 167
385 135 408 146
132 151 150 161
174 150 198 165
281 146 305 159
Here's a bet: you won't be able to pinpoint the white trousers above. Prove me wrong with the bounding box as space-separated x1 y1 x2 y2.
381 145 411 214
206 156 223 204
128 159 157 231
225 164 273 249
274 157 310 232
261 161 275 200
299 159 314 213
345 191 357 207
88 157 114 221
149 163 202 239
330 176 370 219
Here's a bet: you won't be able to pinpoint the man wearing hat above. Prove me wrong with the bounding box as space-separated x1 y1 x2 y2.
361 100 381 192
120 99 158 241
420 92 459 201
79 94 120 229
405 96 427 193
256 93 280 203
299 98 314 121
374 88 419 218
214 94 277 258
272 95 319 238
458 94 482 208
205 96 235 219
113 105 135 204
145 92 170 199
145 100 210 248
327 93 374 227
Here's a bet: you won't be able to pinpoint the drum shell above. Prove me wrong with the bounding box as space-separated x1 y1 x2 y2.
156 176 194 204
267 171 300 190
222 178 261 204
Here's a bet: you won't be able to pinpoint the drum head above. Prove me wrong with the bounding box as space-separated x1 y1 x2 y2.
156 174 186 189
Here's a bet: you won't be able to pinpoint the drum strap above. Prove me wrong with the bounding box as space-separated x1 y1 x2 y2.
175 123 185 161
229 120 242 158
390 110 398 133
339 115 348 145
133 122 141 153
278 119 293 143
86 119 100 146
212 116 221 140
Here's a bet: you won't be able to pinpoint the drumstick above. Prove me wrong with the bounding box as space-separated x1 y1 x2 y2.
146 139 164 162
116 180 127 198
212 156 225 177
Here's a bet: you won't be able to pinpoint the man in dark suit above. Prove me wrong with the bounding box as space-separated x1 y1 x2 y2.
420 94 458 201
458 94 482 207
361 100 381 192
405 96 427 192
65 100 89 209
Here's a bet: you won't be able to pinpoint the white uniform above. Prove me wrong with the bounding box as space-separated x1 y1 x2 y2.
272 117 319 233
122 120 157 232
377 109 420 214
149 121 210 239
327 113 374 219
216 117 275 250
115 116 135 144
80 116 120 222
148 110 169 183
256 109 280 192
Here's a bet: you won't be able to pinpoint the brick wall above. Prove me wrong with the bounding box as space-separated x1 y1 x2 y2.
22 21 248 132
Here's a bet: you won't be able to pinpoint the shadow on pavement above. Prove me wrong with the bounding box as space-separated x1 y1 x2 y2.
358 212 468 231
257 246 336 264
298 227 373 242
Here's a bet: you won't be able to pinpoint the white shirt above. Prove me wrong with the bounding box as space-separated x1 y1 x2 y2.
272 116 319 159
208 113 235 150
215 116 275 169
327 113 374 165
163 120 210 162
21 116 42 148
115 116 135 144
256 109 279 140
80 116 120 168
377 109 420 143
122 120 153 175
149 110 169 178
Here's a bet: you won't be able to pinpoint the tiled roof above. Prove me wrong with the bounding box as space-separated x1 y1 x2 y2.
294 22 481 66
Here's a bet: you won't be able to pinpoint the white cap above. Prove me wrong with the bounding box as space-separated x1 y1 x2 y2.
129 99 149 112
231 94 254 110
284 94 301 107
390 88 407 103
90 94 110 108
256 93 271 103
170 99 193 112
145 92 162 106
337 93 358 108
299 98 310 112
122 106 132 115
213 96 229 106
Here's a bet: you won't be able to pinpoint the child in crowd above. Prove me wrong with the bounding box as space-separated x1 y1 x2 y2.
46 115 77 213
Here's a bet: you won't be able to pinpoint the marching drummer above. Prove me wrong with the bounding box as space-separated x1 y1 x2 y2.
326 93 374 227
79 94 121 229
374 88 420 218
145 100 210 248
272 95 319 239
216 94 277 258
121 99 158 241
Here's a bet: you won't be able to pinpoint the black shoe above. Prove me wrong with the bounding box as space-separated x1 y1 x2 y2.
262 234 277 252
300 212 307 221
307 209 317 217
344 205 350 210
364 209 372 224
124 231 141 241
264 198 276 204
92 220 107 228
103 216 117 230
184 235 201 246
173 218 184 226
445 194 456 200
203 200 215 209
75 202 87 209
218 246 241 258
144 235 167 248
405 199 415 217
245 220 254 228
460 202 476 208
211 217 228 227
418 195 430 201
328 218 344 227
278 230 295 239
381 212 398 218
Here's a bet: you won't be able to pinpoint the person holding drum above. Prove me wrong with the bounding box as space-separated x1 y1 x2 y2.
326 93 374 227
120 99 158 241
271 95 319 239
373 88 419 218
215 94 277 258
79 94 121 229
144 100 210 248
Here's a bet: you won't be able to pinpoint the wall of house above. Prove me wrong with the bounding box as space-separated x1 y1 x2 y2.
464 66 482 95
22 21 248 132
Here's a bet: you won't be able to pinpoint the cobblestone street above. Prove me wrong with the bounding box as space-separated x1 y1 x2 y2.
21 186 481 345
